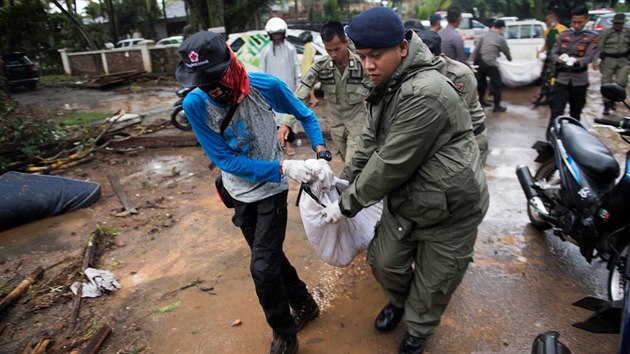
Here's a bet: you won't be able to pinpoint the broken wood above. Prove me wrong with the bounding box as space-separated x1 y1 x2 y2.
31 338 50 354
107 134 199 149
80 324 111 354
0 267 44 316
69 229 100 333
107 173 137 214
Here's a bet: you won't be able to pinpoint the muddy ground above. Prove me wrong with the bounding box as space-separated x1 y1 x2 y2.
0 74 625 354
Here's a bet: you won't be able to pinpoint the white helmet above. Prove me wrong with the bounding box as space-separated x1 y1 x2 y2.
265 17 288 35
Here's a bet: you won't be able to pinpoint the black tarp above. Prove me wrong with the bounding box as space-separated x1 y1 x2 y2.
0 172 101 231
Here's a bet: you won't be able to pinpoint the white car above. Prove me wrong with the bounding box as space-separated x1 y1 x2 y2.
156 35 183 46
503 19 547 61
226 29 325 72
116 38 155 48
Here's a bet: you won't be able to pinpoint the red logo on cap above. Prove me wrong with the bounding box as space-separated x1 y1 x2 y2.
188 51 199 63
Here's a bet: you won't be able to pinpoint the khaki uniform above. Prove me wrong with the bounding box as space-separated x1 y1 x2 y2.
596 27 630 101
442 56 489 166
339 32 489 338
295 51 370 161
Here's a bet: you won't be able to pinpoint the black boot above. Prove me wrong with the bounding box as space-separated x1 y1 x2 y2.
374 302 404 331
480 100 492 107
292 296 319 331
399 333 426 354
493 105 507 112
270 332 298 354
604 102 611 116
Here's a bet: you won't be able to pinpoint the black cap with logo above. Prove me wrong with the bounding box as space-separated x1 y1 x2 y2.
175 31 231 88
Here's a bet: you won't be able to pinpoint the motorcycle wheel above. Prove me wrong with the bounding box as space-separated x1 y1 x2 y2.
171 106 192 131
527 161 556 230
608 244 629 302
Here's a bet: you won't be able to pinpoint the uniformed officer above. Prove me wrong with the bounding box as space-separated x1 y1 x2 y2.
593 13 630 115
295 20 370 162
415 29 489 166
549 6 598 127
321 8 489 354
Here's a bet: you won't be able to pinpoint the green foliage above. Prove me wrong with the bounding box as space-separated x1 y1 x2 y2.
0 99 68 170
323 0 340 20
56 111 110 127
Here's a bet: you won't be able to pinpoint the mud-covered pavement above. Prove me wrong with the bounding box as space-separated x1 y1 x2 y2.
1 72 625 353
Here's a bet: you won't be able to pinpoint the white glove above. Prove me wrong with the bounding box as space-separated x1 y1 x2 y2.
565 57 577 66
304 159 335 189
322 201 345 224
282 160 311 183
558 53 570 64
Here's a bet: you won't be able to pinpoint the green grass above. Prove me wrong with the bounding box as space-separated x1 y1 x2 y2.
55 111 110 127
40 74 86 84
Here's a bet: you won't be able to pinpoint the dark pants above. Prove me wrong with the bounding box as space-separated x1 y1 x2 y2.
535 57 556 101
232 190 310 336
476 61 503 107
547 82 588 137
549 82 588 120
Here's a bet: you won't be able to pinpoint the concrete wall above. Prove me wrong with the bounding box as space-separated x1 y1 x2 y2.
59 45 180 77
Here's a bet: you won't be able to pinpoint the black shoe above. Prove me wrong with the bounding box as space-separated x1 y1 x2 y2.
532 97 543 106
603 107 611 115
270 332 298 354
493 105 507 112
398 333 426 354
292 296 319 331
374 302 404 332
480 100 492 107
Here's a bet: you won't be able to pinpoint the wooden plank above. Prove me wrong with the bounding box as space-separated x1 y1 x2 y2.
107 173 137 214
0 267 44 316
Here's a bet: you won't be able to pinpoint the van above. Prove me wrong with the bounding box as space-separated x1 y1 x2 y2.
503 19 547 61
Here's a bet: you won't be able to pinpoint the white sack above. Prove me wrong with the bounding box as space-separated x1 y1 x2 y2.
497 58 544 88
70 267 121 298
298 161 382 267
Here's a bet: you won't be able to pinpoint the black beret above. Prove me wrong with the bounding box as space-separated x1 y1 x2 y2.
417 30 441 56
175 31 231 88
345 7 405 49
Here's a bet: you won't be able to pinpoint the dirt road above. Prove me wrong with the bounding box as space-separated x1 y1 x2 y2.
0 76 623 353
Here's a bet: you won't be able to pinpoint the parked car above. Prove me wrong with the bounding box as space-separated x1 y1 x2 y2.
592 12 630 34
503 19 547 61
156 35 183 46
587 8 615 31
226 29 325 72
3 52 39 91
115 38 155 48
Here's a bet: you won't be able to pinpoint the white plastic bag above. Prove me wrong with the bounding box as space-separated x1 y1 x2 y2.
497 58 544 88
298 161 383 267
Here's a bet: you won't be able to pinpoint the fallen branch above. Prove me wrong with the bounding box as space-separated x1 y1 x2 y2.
0 267 44 316
69 229 99 333
80 323 111 354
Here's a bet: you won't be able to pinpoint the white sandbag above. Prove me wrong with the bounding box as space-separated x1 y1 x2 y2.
298 161 382 267
497 58 544 88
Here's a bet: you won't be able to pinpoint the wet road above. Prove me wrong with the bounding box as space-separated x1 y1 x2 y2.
5 76 625 353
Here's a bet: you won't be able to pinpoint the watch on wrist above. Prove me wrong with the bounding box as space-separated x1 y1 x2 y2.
338 198 352 217
316 149 333 161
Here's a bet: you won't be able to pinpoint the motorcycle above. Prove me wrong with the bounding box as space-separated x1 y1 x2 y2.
519 83 630 353
171 87 193 131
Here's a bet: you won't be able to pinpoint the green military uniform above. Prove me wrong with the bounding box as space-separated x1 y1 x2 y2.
596 25 630 105
295 51 370 161
442 56 489 166
338 32 489 338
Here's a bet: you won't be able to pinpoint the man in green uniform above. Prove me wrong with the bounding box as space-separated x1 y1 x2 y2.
593 13 630 115
533 11 567 106
295 21 370 162
414 29 489 167
321 8 489 354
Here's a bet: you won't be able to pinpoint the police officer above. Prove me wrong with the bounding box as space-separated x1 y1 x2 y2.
295 20 370 162
321 8 489 354
549 6 598 126
415 29 489 166
593 13 630 115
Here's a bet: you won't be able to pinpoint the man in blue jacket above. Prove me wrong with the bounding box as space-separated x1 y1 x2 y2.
176 31 330 354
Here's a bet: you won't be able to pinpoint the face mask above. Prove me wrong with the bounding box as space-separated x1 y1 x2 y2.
204 83 232 104
550 21 556 27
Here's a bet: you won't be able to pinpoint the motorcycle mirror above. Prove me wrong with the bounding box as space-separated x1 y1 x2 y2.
601 83 626 102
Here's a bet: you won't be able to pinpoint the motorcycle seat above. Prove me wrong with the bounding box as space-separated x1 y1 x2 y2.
560 122 620 183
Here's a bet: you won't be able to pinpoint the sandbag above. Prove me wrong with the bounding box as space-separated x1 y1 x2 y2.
298 163 382 267
0 171 101 231
498 58 544 88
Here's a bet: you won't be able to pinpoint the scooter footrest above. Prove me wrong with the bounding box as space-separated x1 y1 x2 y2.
572 297 621 334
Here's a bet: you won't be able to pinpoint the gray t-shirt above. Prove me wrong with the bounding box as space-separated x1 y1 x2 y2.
473 31 512 67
